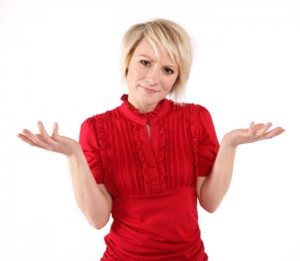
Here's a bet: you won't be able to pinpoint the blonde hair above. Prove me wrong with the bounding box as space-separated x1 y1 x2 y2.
121 18 193 100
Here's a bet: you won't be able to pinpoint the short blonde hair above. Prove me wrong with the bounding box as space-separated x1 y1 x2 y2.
121 18 193 100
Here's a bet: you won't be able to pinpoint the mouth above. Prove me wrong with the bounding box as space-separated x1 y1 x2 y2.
140 85 158 94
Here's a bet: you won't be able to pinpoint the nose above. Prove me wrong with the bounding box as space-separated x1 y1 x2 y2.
146 66 160 85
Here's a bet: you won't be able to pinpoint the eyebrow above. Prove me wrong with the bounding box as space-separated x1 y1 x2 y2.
138 54 178 69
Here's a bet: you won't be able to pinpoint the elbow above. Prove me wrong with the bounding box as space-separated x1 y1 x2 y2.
90 221 107 230
199 199 220 213
89 218 109 230
202 204 218 213
87 213 110 230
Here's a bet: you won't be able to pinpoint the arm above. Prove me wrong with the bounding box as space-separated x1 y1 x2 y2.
197 122 285 213
18 121 112 229
67 150 112 229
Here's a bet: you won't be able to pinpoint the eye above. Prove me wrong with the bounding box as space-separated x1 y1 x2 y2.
140 60 150 66
164 67 174 74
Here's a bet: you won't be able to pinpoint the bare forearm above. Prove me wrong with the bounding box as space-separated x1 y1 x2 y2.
199 121 284 213
17 122 111 228
200 138 236 213
67 150 111 229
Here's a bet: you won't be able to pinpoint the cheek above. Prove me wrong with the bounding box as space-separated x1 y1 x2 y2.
164 77 178 91
127 65 142 82
126 69 136 86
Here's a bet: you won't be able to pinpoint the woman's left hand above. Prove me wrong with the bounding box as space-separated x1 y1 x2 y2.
222 122 285 149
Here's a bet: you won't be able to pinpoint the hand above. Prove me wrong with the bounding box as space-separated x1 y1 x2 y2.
17 121 81 157
222 122 285 149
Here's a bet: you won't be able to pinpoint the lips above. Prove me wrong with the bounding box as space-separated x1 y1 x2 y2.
140 85 158 94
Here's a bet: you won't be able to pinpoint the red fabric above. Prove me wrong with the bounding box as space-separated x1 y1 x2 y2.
79 95 219 260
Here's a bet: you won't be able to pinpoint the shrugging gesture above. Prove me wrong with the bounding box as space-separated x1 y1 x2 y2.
18 121 80 157
17 18 285 260
223 121 284 148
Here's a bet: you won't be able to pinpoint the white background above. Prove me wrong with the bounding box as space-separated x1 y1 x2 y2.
1 0 300 260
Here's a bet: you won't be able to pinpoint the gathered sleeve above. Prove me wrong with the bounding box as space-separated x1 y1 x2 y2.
191 105 219 177
79 117 104 184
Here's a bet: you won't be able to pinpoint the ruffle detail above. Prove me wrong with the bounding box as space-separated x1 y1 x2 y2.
190 106 200 183
121 94 165 122
130 119 167 194
156 119 166 193
120 94 168 194
131 121 152 194
94 116 115 195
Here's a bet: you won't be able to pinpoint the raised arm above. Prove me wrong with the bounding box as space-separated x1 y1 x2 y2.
17 121 112 229
197 122 285 213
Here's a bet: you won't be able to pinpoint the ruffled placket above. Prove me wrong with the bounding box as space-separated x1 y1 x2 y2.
119 95 171 195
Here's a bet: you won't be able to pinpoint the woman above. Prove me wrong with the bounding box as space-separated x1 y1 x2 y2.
18 18 284 260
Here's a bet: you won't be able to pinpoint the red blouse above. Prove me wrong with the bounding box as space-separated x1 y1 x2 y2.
79 95 219 261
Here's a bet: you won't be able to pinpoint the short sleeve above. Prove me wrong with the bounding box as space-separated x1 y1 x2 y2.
191 105 219 177
79 117 104 184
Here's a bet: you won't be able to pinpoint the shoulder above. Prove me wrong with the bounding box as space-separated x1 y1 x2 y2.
80 107 121 142
169 100 211 117
168 100 216 130
81 106 121 127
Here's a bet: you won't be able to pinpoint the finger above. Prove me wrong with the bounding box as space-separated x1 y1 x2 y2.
263 127 285 139
255 122 272 135
252 123 266 130
37 121 49 138
17 133 37 146
249 121 255 130
249 122 271 137
18 130 48 149
26 124 55 149
248 121 256 135
52 122 59 140
37 121 57 145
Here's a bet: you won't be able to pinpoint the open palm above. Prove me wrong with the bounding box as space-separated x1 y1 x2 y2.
17 121 81 157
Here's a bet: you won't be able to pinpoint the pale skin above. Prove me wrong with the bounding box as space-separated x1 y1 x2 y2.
17 38 285 229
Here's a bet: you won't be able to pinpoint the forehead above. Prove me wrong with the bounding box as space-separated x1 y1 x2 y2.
133 38 177 66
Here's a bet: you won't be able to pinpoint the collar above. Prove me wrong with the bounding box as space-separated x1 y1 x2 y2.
119 94 171 125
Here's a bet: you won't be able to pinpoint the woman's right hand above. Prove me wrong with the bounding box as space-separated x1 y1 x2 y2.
17 121 81 157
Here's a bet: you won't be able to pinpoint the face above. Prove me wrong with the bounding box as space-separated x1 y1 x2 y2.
126 38 179 113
